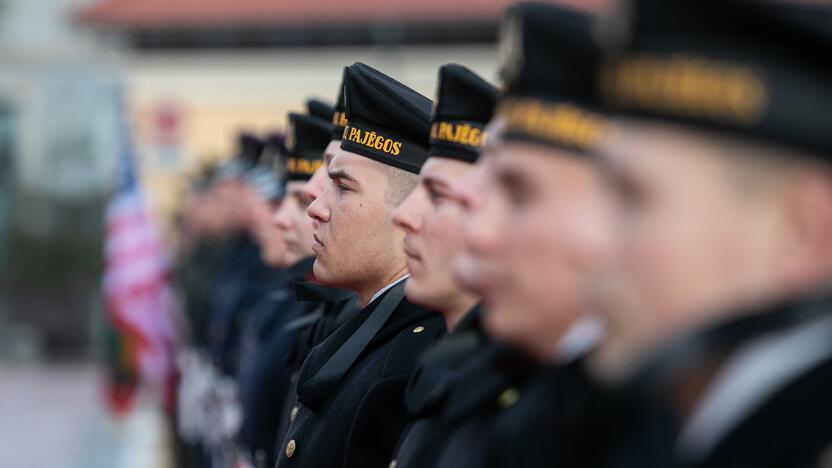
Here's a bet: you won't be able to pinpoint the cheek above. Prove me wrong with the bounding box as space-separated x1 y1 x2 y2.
424 210 464 261
331 198 377 252
469 192 511 255
296 210 315 241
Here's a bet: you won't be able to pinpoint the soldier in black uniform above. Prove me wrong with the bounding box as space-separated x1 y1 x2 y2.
589 0 832 466
271 97 361 447
275 62 445 468
274 91 362 448
203 133 279 379
386 63 498 468
235 106 338 468
427 4 629 467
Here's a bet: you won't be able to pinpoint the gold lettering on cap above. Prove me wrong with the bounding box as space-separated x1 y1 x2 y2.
343 124 403 156
430 121 486 148
286 157 322 176
497 99 605 150
332 111 348 128
600 54 768 125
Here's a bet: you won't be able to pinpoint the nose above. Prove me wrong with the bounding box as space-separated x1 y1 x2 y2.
307 186 331 223
449 161 487 214
451 162 503 256
392 187 425 234
274 201 292 231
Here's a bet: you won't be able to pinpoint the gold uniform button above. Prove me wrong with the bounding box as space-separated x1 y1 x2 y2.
388 460 397 468
286 439 297 458
412 326 425 334
290 406 299 422
497 387 520 408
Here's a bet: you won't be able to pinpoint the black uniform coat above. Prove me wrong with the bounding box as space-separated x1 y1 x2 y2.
275 282 359 447
205 233 276 376
610 292 832 468
432 342 659 468
686 356 832 468
430 344 541 468
675 296 832 468
236 258 317 468
388 306 485 468
275 281 444 468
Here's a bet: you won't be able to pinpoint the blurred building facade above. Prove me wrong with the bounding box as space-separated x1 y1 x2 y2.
78 0 569 222
0 0 120 359
0 0 605 359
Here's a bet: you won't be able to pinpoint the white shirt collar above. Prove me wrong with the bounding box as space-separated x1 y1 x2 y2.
554 315 606 364
368 274 410 306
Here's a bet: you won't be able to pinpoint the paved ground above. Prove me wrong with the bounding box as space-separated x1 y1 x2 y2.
0 361 172 468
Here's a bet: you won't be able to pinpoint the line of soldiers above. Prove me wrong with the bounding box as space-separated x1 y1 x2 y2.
174 1 832 467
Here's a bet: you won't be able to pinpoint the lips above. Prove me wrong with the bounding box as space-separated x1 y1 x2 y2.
402 240 421 261
311 232 325 254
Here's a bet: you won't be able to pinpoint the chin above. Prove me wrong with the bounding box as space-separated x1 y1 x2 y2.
312 258 328 278
404 281 432 308
312 258 344 288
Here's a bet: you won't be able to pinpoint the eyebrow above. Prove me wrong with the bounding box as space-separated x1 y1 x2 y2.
328 168 358 183
422 175 450 191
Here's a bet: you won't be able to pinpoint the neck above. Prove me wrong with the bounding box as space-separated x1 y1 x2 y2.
357 266 409 307
441 294 479 332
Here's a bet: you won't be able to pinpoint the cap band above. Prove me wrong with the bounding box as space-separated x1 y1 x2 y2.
340 118 427 174
286 155 323 181
600 50 832 156
497 97 606 153
601 53 769 126
428 119 487 163
332 111 348 141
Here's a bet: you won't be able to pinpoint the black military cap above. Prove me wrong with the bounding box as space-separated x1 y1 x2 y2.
341 62 433 174
239 132 265 165
245 165 283 201
429 64 499 163
307 98 335 126
598 0 832 158
495 3 606 154
331 67 349 141
262 133 287 180
245 135 283 201
219 132 266 180
285 112 330 181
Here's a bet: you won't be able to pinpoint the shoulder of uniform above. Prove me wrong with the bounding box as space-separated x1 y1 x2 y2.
381 311 445 377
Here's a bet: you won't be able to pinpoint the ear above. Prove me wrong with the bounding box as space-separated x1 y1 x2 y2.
781 166 832 289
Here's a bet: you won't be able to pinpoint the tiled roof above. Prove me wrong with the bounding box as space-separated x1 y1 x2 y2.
78 0 606 28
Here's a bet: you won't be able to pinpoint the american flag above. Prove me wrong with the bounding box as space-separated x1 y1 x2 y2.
103 106 176 386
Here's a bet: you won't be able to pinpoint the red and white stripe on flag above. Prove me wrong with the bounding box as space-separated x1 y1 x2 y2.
103 183 176 385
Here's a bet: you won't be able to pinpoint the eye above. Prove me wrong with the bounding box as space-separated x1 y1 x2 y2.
337 182 352 193
427 187 445 204
498 172 531 207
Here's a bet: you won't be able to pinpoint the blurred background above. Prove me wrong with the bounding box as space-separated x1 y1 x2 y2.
0 0 602 466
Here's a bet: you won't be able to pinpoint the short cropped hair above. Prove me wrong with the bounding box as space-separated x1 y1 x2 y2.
380 164 419 207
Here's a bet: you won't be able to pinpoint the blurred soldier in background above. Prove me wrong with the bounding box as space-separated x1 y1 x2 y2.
176 132 284 468
430 4 618 467
234 105 336 468
274 87 361 447
387 63 498 468
277 63 444 468
589 0 832 467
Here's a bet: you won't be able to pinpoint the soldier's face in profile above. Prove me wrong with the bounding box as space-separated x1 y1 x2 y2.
593 120 789 374
275 181 316 266
452 148 512 300
479 142 616 359
214 180 251 232
307 149 406 293
248 193 287 267
393 157 474 312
